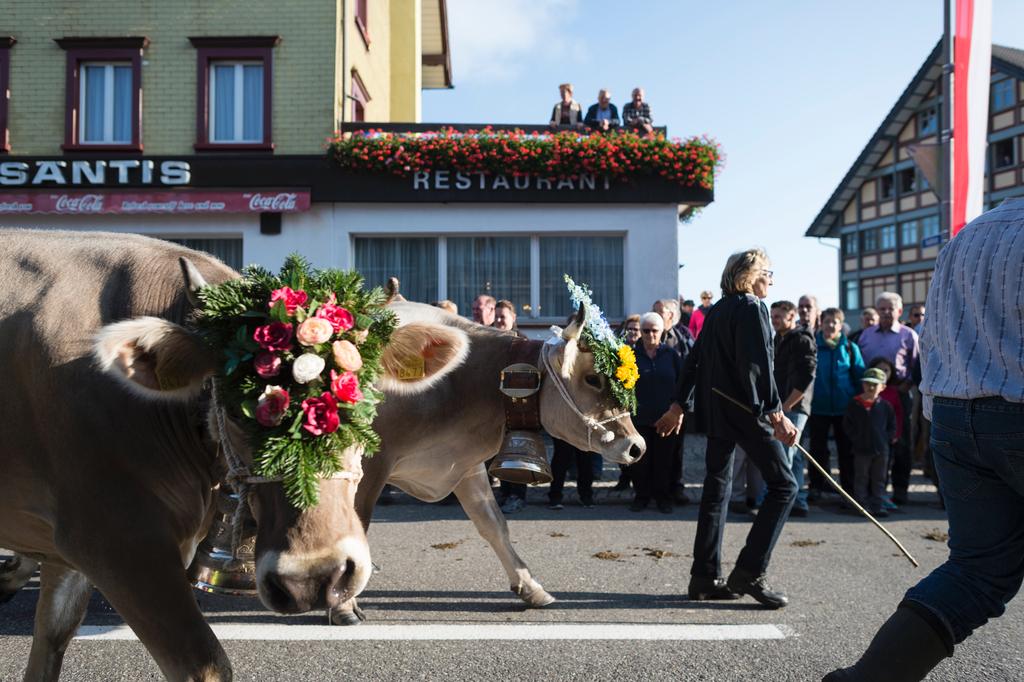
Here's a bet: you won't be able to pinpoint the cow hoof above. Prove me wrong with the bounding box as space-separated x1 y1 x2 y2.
511 583 556 608
329 604 366 626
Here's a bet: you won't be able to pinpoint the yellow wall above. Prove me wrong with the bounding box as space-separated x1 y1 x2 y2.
389 0 422 122
5 0 422 154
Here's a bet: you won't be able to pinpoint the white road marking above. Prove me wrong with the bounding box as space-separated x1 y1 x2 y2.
77 623 787 641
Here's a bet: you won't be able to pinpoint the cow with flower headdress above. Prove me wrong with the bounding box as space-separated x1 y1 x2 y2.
0 231 451 680
327 275 647 624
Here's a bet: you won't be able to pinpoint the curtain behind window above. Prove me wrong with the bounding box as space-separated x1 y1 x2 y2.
242 64 263 140
212 64 235 141
540 236 623 319
83 65 106 142
166 238 243 271
354 237 438 304
446 237 530 316
112 65 132 142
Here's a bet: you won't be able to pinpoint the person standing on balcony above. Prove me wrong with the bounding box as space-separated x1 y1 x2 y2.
584 89 620 132
623 87 654 135
548 83 583 129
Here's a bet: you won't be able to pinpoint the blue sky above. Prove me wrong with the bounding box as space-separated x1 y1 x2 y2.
423 0 1024 307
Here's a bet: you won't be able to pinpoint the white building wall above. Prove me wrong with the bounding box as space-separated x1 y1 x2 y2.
2 200 681 319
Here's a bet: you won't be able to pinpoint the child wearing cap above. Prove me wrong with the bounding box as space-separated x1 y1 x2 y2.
843 367 897 516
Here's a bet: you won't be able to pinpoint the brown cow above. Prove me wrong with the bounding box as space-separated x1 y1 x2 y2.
329 299 647 623
0 231 450 680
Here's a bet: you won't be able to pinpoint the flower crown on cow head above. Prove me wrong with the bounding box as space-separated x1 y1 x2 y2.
194 254 396 509
563 275 638 413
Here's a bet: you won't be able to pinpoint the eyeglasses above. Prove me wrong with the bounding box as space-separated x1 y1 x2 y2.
625 327 640 333
762 270 775 279
640 328 661 334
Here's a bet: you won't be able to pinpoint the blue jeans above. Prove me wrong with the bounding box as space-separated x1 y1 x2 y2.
756 411 808 510
903 397 1024 644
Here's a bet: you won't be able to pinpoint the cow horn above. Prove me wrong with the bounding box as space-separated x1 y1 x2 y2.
561 304 586 341
179 257 209 308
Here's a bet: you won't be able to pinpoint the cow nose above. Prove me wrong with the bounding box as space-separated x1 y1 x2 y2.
629 442 645 463
261 567 345 614
326 559 359 610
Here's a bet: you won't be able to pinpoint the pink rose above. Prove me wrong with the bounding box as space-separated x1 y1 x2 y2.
330 369 364 404
316 303 354 333
255 386 290 427
332 340 363 372
301 392 340 435
253 352 281 378
296 317 334 346
253 322 293 352
268 287 308 315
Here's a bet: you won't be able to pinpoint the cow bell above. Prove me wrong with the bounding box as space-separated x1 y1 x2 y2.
187 487 258 596
488 430 553 485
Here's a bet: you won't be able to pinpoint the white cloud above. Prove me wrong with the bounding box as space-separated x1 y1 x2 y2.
445 0 583 83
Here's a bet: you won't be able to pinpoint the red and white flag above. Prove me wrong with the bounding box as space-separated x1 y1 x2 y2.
951 0 992 236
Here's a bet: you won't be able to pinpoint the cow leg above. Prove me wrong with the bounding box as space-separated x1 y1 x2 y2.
0 553 38 603
454 465 555 608
85 556 231 681
23 562 91 682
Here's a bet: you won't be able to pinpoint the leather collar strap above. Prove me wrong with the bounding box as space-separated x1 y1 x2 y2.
500 339 544 431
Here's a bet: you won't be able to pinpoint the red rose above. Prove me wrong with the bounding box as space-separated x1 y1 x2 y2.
330 369 364 404
253 322 293 352
253 351 282 378
255 386 290 427
316 303 355 333
268 287 308 315
301 392 340 436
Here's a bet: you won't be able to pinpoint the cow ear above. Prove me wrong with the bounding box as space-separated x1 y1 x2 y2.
93 317 215 400
378 323 469 394
179 257 208 308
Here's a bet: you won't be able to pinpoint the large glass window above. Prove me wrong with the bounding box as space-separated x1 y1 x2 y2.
446 237 530 316
166 238 243 271
210 62 264 143
879 225 896 250
879 175 895 200
899 167 917 195
862 228 878 252
900 220 918 246
917 107 938 136
842 232 859 256
993 138 1016 170
540 236 624 319
845 280 859 311
992 79 1014 112
80 63 133 144
921 215 940 240
354 237 438 303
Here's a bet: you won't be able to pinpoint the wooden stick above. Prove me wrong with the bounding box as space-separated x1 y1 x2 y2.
710 387 919 568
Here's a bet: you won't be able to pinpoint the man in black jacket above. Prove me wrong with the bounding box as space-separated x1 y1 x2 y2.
771 300 817 517
657 249 798 609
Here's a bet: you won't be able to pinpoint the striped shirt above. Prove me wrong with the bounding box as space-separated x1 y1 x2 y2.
920 197 1024 418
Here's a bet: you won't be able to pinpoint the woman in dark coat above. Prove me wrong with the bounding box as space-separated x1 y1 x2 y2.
629 312 682 513
658 248 799 609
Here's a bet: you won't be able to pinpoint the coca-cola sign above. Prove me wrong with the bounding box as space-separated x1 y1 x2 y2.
54 194 105 213
0 189 311 214
248 192 298 211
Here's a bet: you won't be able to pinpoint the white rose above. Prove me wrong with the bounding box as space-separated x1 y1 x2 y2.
292 353 326 384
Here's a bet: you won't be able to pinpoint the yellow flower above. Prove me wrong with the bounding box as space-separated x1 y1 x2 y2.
615 345 639 390
617 345 636 365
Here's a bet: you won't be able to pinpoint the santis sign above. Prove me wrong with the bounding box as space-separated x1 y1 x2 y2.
0 160 192 186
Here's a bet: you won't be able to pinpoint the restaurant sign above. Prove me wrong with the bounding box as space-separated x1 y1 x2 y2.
0 189 311 214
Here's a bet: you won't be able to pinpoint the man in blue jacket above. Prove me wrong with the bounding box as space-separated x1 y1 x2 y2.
584 89 620 132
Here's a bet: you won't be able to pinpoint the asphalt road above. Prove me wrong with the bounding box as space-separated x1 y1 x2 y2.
3 441 1022 681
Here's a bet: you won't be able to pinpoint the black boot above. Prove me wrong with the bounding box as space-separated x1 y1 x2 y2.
726 568 788 609
823 604 953 682
687 575 739 601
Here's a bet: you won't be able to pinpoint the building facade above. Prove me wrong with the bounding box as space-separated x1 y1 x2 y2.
806 43 1024 314
0 1 710 331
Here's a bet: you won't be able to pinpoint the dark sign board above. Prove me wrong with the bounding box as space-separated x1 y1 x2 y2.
0 155 713 206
